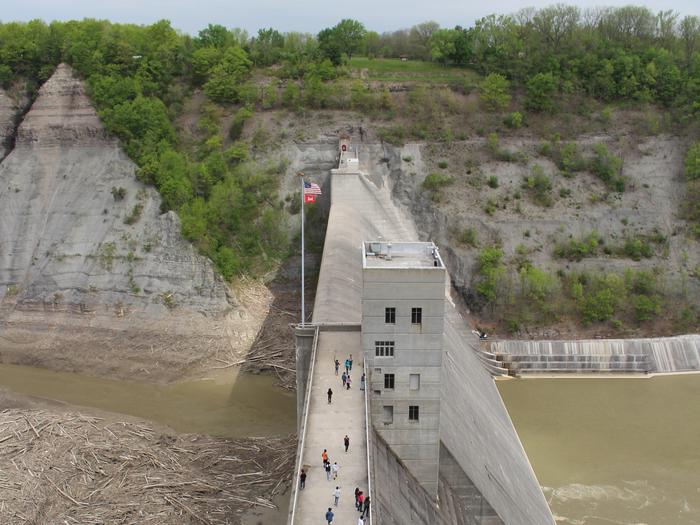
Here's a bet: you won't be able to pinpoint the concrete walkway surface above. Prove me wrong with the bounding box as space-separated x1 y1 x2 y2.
294 330 369 525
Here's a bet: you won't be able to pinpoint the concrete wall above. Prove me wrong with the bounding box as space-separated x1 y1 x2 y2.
371 431 503 525
441 304 555 525
294 325 317 430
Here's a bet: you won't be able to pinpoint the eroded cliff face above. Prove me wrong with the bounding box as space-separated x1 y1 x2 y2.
0 65 263 380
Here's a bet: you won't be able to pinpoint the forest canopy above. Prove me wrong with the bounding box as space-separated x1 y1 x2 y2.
1 6 700 278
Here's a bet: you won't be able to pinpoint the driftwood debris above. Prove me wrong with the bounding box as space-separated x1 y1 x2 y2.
0 409 295 524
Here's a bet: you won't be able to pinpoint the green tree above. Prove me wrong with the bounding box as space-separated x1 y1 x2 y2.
480 73 511 111
318 19 366 64
204 46 252 102
525 72 557 112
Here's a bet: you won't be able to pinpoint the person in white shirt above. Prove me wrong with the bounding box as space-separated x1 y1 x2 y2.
333 486 341 506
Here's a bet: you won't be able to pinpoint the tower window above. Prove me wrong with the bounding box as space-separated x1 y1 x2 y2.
383 405 394 424
384 373 395 389
409 405 419 421
385 307 396 324
375 341 395 357
411 307 422 324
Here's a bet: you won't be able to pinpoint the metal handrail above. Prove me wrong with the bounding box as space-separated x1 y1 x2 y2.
363 359 374 524
287 324 320 525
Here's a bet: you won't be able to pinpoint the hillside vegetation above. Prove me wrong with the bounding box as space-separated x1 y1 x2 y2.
1 6 699 333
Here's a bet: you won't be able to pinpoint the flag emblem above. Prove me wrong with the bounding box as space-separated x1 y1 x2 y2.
303 180 321 203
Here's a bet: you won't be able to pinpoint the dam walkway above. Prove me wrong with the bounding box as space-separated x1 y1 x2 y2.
291 330 370 525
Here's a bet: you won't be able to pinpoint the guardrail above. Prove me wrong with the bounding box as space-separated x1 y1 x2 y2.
287 324 320 525
363 359 374 524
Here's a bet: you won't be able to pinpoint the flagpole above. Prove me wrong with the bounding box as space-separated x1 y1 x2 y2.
300 173 305 327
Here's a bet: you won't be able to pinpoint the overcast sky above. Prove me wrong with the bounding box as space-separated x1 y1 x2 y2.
4 0 700 35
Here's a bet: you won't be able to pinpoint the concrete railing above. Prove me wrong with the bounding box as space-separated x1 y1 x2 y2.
363 359 374 525
287 324 320 525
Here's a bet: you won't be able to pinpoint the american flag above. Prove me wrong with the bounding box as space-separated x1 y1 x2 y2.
303 181 322 195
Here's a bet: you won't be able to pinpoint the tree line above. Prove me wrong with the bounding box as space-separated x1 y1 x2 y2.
1 7 699 278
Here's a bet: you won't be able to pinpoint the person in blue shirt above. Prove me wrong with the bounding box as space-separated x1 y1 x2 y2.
325 507 334 524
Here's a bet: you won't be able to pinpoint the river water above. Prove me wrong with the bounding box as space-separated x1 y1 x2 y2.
498 375 700 525
0 363 296 437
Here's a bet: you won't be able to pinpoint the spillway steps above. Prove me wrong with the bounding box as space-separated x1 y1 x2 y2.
496 352 651 375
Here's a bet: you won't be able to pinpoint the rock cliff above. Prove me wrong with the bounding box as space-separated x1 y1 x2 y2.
0 65 263 380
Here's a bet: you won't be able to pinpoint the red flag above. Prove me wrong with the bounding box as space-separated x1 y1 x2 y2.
304 194 316 203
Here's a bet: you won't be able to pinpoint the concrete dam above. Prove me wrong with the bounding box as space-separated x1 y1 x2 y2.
289 138 554 525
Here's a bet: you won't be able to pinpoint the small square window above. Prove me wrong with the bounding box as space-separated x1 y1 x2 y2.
409 374 420 390
383 405 394 424
385 307 396 324
411 307 422 324
409 405 419 421
384 373 395 389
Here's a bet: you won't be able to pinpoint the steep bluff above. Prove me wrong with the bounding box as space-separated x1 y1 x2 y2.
0 65 261 380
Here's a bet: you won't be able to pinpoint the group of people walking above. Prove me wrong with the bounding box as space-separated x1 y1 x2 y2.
304 353 371 524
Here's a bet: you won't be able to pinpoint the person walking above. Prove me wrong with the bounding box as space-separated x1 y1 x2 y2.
357 517 365 525
341 371 347 387
362 495 371 517
344 358 350 374
332 461 339 480
325 461 332 481
346 375 351 390
299 469 306 490
325 507 334 524
348 354 353 371
327 388 333 404
357 491 364 511
334 359 340 375
344 435 350 453
322 449 328 466
333 486 341 506
354 487 360 509
360 373 365 391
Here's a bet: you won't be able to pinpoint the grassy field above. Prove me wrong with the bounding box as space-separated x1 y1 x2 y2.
349 56 479 84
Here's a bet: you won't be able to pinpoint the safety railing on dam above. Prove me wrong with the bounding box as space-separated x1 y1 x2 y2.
363 359 374 525
287 325 319 525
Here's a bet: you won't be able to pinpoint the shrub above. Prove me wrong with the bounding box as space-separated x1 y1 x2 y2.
229 106 253 141
423 172 454 191
487 176 499 188
480 73 511 112
377 125 406 146
590 144 624 191
554 231 601 261
438 161 448 169
459 227 478 247
525 72 557 112
111 186 126 201
621 237 654 260
504 111 523 129
685 143 700 180
475 247 505 303
582 288 617 323
632 294 661 322
523 165 553 207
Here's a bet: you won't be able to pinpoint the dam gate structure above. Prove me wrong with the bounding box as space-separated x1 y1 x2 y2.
289 136 554 525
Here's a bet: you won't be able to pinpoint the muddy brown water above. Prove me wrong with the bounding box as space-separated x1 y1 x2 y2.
0 362 297 524
498 375 700 525
0 363 296 437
